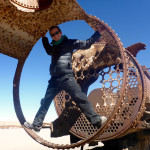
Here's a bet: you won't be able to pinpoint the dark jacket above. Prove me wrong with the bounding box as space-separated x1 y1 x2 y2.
42 31 101 77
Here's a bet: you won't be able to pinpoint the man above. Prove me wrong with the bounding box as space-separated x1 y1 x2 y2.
24 26 107 132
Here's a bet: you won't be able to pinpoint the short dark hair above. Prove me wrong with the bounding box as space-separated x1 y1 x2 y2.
49 26 61 33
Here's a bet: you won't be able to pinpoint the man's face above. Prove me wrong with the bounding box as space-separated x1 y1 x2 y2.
50 28 62 41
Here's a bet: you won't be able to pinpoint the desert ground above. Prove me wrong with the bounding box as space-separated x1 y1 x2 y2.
0 121 103 150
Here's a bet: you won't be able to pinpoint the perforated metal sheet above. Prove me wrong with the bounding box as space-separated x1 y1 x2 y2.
54 50 145 140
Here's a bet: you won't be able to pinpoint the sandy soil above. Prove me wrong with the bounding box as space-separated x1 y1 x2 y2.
0 122 103 150
0 128 80 150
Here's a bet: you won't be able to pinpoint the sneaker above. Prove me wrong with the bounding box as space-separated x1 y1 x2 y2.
93 116 107 128
24 122 42 132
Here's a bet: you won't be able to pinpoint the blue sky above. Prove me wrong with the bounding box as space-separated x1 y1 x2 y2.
0 0 150 122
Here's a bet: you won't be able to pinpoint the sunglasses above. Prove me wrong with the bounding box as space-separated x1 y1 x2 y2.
50 31 60 37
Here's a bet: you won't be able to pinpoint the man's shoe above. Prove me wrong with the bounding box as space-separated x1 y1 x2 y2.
93 116 107 128
24 122 42 132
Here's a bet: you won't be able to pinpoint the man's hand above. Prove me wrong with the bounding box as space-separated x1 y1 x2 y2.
96 38 106 43
99 26 106 35
41 32 47 37
96 26 106 42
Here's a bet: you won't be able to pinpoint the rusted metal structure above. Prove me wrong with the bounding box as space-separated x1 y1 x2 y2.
0 0 150 149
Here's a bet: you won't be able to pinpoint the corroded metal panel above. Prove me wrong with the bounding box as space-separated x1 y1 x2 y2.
0 0 87 59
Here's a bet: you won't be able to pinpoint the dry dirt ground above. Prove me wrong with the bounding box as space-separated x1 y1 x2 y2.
0 121 103 150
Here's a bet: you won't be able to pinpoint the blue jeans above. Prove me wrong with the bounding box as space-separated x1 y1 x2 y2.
33 74 100 127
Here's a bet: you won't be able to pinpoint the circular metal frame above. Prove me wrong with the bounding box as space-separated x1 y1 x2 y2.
13 15 126 149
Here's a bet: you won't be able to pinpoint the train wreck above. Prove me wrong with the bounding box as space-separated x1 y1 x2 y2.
0 0 150 149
